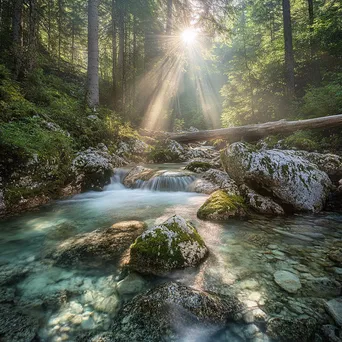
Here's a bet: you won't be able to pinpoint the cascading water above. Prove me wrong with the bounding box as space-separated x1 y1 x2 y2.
111 168 197 192
133 171 196 191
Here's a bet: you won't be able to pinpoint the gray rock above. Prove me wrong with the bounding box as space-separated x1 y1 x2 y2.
117 273 147 296
71 147 114 191
304 277 341 298
221 143 332 212
325 298 342 326
47 221 147 267
0 304 39 342
266 317 317 342
110 282 243 342
0 287 15 303
129 215 208 276
274 270 302 293
240 184 284 215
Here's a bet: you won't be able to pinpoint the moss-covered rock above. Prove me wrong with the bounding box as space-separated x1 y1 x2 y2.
197 190 247 221
221 142 332 212
129 215 208 276
148 139 187 163
185 160 212 173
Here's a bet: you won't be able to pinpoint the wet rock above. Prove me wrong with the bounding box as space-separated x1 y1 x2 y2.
294 151 342 182
266 317 317 342
0 287 15 303
325 298 342 326
71 146 114 191
117 272 147 296
123 166 158 188
149 140 187 163
0 304 39 342
129 215 208 276
0 264 30 286
47 221 147 267
185 160 213 173
329 249 342 265
240 184 285 215
109 282 243 342
304 277 341 298
202 169 240 195
321 324 342 342
187 178 219 194
274 270 302 293
221 142 332 212
197 190 247 221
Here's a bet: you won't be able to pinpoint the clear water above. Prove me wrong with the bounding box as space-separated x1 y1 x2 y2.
0 165 341 341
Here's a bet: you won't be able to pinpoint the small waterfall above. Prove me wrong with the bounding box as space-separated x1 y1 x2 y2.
105 169 130 191
134 172 196 192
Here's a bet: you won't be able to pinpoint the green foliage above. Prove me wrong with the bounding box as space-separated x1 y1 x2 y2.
282 131 319 151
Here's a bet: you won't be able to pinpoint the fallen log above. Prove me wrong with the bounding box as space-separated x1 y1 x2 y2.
169 114 342 143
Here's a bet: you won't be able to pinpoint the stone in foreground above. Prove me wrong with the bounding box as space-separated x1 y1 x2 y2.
274 270 302 293
221 142 332 212
92 282 243 342
325 297 342 327
47 221 146 267
197 190 247 221
266 317 317 342
129 215 208 276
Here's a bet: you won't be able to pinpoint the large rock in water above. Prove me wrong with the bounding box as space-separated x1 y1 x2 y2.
221 142 332 212
47 221 146 267
91 282 243 342
129 215 208 276
71 145 115 191
197 190 247 221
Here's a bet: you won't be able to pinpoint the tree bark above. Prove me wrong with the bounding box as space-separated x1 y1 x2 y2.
118 0 125 109
168 114 342 143
282 0 295 97
86 0 99 109
12 0 22 78
111 0 117 100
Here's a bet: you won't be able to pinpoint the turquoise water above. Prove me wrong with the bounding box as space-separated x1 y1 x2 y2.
0 166 341 341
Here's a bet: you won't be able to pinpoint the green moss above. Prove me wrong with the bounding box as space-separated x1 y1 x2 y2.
185 161 212 172
130 220 205 268
197 190 246 219
283 131 319 151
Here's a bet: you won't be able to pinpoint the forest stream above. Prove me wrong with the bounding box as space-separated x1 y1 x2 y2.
1 163 341 342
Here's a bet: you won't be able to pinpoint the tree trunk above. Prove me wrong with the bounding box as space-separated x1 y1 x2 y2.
86 0 99 109
111 0 117 101
58 0 63 69
12 0 22 78
166 0 173 35
167 114 342 143
118 0 125 109
27 0 37 71
282 0 295 97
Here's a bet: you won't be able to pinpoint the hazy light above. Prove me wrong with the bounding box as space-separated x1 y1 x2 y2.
181 28 197 44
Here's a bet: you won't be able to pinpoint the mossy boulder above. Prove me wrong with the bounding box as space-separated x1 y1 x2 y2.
185 160 212 173
197 190 247 221
148 139 187 163
129 215 208 276
221 142 332 212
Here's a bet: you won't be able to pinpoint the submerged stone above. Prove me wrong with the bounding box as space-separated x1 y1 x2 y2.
47 221 147 267
325 298 342 327
273 270 301 293
266 317 317 342
129 215 208 276
0 304 39 342
197 190 247 221
102 282 243 342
